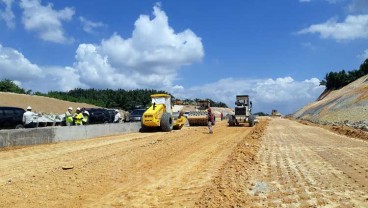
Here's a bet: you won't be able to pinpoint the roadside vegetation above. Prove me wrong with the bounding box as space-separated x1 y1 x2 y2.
320 58 368 90
0 80 227 110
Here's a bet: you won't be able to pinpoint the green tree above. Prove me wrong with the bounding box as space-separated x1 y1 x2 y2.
0 79 26 94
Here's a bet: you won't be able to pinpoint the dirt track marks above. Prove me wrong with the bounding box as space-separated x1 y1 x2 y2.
0 121 253 207
247 118 368 207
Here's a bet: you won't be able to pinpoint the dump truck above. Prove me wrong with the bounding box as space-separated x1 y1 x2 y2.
141 94 186 132
228 95 255 127
186 100 213 126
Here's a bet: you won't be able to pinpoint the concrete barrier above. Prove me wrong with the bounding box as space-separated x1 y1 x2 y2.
0 122 141 148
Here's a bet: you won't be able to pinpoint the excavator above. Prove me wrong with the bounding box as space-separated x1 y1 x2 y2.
141 94 186 132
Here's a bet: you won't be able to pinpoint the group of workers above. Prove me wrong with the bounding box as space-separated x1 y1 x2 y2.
64 107 89 126
22 106 122 128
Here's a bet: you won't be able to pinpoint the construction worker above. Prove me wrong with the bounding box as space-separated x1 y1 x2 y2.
113 110 121 123
65 107 74 126
73 107 84 126
23 106 36 128
207 108 214 134
82 109 89 125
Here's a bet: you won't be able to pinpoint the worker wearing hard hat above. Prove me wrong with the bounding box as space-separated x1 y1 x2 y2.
82 108 89 125
23 106 36 128
65 107 74 126
73 107 84 126
113 110 122 123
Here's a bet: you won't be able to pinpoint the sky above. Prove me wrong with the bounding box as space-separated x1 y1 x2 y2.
0 0 368 114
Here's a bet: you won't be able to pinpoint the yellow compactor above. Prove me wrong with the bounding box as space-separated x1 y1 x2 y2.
141 94 186 132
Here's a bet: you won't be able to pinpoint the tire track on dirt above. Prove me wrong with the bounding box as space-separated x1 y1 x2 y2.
0 121 253 207
247 118 368 207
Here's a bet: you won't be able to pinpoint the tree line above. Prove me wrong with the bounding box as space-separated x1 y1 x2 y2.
0 79 227 110
320 58 368 90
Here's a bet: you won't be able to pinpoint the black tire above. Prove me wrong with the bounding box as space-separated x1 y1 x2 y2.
15 124 24 129
160 112 173 132
249 115 255 127
228 115 236 126
140 119 148 132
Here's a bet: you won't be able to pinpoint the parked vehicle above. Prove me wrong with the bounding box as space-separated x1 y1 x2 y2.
129 108 146 122
85 108 111 124
0 106 26 129
105 109 116 123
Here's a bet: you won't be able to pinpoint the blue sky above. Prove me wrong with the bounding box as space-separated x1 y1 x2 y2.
1 0 368 114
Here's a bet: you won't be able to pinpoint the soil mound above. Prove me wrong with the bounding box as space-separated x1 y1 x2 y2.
293 75 368 124
0 92 98 114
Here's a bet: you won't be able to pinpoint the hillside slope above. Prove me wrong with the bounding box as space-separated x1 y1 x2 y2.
0 92 98 114
293 75 368 123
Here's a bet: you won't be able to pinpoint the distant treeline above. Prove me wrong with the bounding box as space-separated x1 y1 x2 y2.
320 58 368 90
0 79 227 110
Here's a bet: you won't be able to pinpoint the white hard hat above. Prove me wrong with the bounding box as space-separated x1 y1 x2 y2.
68 107 73 110
115 109 119 112
77 107 81 111
84 111 89 115
27 106 32 110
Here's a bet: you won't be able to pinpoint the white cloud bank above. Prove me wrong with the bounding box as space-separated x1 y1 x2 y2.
298 14 368 40
20 0 75 43
72 5 204 90
172 77 324 114
0 0 15 28
0 4 324 114
0 5 204 91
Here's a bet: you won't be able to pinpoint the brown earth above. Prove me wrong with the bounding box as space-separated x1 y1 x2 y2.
0 92 98 114
1 118 367 207
298 119 368 141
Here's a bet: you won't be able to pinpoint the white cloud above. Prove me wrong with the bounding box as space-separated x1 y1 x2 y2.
79 16 105 34
0 0 15 28
20 0 75 43
173 77 324 115
73 5 204 90
359 49 368 60
0 5 203 93
0 44 43 81
298 14 368 40
0 43 85 91
347 0 368 13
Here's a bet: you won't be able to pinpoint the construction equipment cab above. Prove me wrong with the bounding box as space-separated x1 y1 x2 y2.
141 94 186 132
228 95 255 127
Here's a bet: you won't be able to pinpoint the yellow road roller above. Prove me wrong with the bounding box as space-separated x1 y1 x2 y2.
141 94 186 132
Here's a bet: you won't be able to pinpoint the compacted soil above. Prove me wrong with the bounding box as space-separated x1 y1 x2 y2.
0 118 367 207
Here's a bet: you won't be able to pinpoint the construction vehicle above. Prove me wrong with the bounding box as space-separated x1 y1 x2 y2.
271 109 282 117
141 94 186 132
186 100 213 126
228 95 255 127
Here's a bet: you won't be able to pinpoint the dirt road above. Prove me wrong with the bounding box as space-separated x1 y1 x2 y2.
199 118 368 207
0 120 258 207
1 118 367 207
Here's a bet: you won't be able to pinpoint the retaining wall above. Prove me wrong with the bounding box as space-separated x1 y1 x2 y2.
0 122 141 148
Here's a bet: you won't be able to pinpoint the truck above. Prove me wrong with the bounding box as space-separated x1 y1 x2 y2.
228 95 255 127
